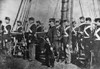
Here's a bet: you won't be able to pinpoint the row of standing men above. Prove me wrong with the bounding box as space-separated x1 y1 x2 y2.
47 16 100 65
0 17 43 58
0 16 100 65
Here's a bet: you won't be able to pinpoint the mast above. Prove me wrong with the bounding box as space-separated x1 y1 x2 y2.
69 0 74 63
61 0 73 63
61 0 69 24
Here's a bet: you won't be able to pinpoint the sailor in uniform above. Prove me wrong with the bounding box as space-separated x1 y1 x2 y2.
63 20 70 47
26 17 37 34
36 20 43 32
47 18 55 45
0 20 4 49
15 21 23 42
3 17 12 56
83 18 96 63
4 17 11 37
47 18 62 60
77 17 90 54
16 21 23 33
61 20 71 63
83 17 92 50
26 17 37 61
77 16 86 50
78 16 90 35
94 18 100 64
72 21 77 51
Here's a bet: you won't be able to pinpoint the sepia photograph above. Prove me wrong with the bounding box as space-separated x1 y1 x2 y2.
0 0 100 69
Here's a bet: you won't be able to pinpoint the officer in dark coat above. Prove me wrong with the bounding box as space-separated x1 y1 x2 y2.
47 18 62 61
47 18 56 44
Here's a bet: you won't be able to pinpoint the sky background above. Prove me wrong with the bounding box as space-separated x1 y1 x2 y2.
0 0 100 29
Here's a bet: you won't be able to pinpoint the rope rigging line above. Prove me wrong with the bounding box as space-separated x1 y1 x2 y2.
19 0 27 21
21 0 29 23
12 0 24 31
88 3 93 18
53 0 60 18
92 0 97 17
32 0 38 15
69 0 74 46
45 2 50 23
23 0 33 32
69 0 74 63
24 0 32 22
79 0 84 16
20 0 28 22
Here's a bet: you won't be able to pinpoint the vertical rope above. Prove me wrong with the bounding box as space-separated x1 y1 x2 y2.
92 0 97 17
79 0 84 16
20 0 28 22
24 0 32 22
19 0 27 21
23 0 32 32
53 0 60 18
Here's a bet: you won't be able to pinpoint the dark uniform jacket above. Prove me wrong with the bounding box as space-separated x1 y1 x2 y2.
6 25 11 34
17 26 23 33
36 25 43 32
79 23 90 32
47 25 62 43
30 24 37 35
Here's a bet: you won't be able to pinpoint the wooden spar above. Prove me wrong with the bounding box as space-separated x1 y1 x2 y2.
61 0 73 63
69 0 73 63
69 0 73 47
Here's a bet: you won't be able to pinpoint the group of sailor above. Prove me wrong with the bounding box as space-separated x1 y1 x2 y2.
0 17 43 58
0 16 100 64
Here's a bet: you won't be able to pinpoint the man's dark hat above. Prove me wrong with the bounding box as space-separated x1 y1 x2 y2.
55 20 60 23
49 18 55 22
63 20 67 22
36 20 41 24
17 21 22 24
86 17 91 21
5 17 10 21
94 18 100 22
79 16 85 19
29 17 34 20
